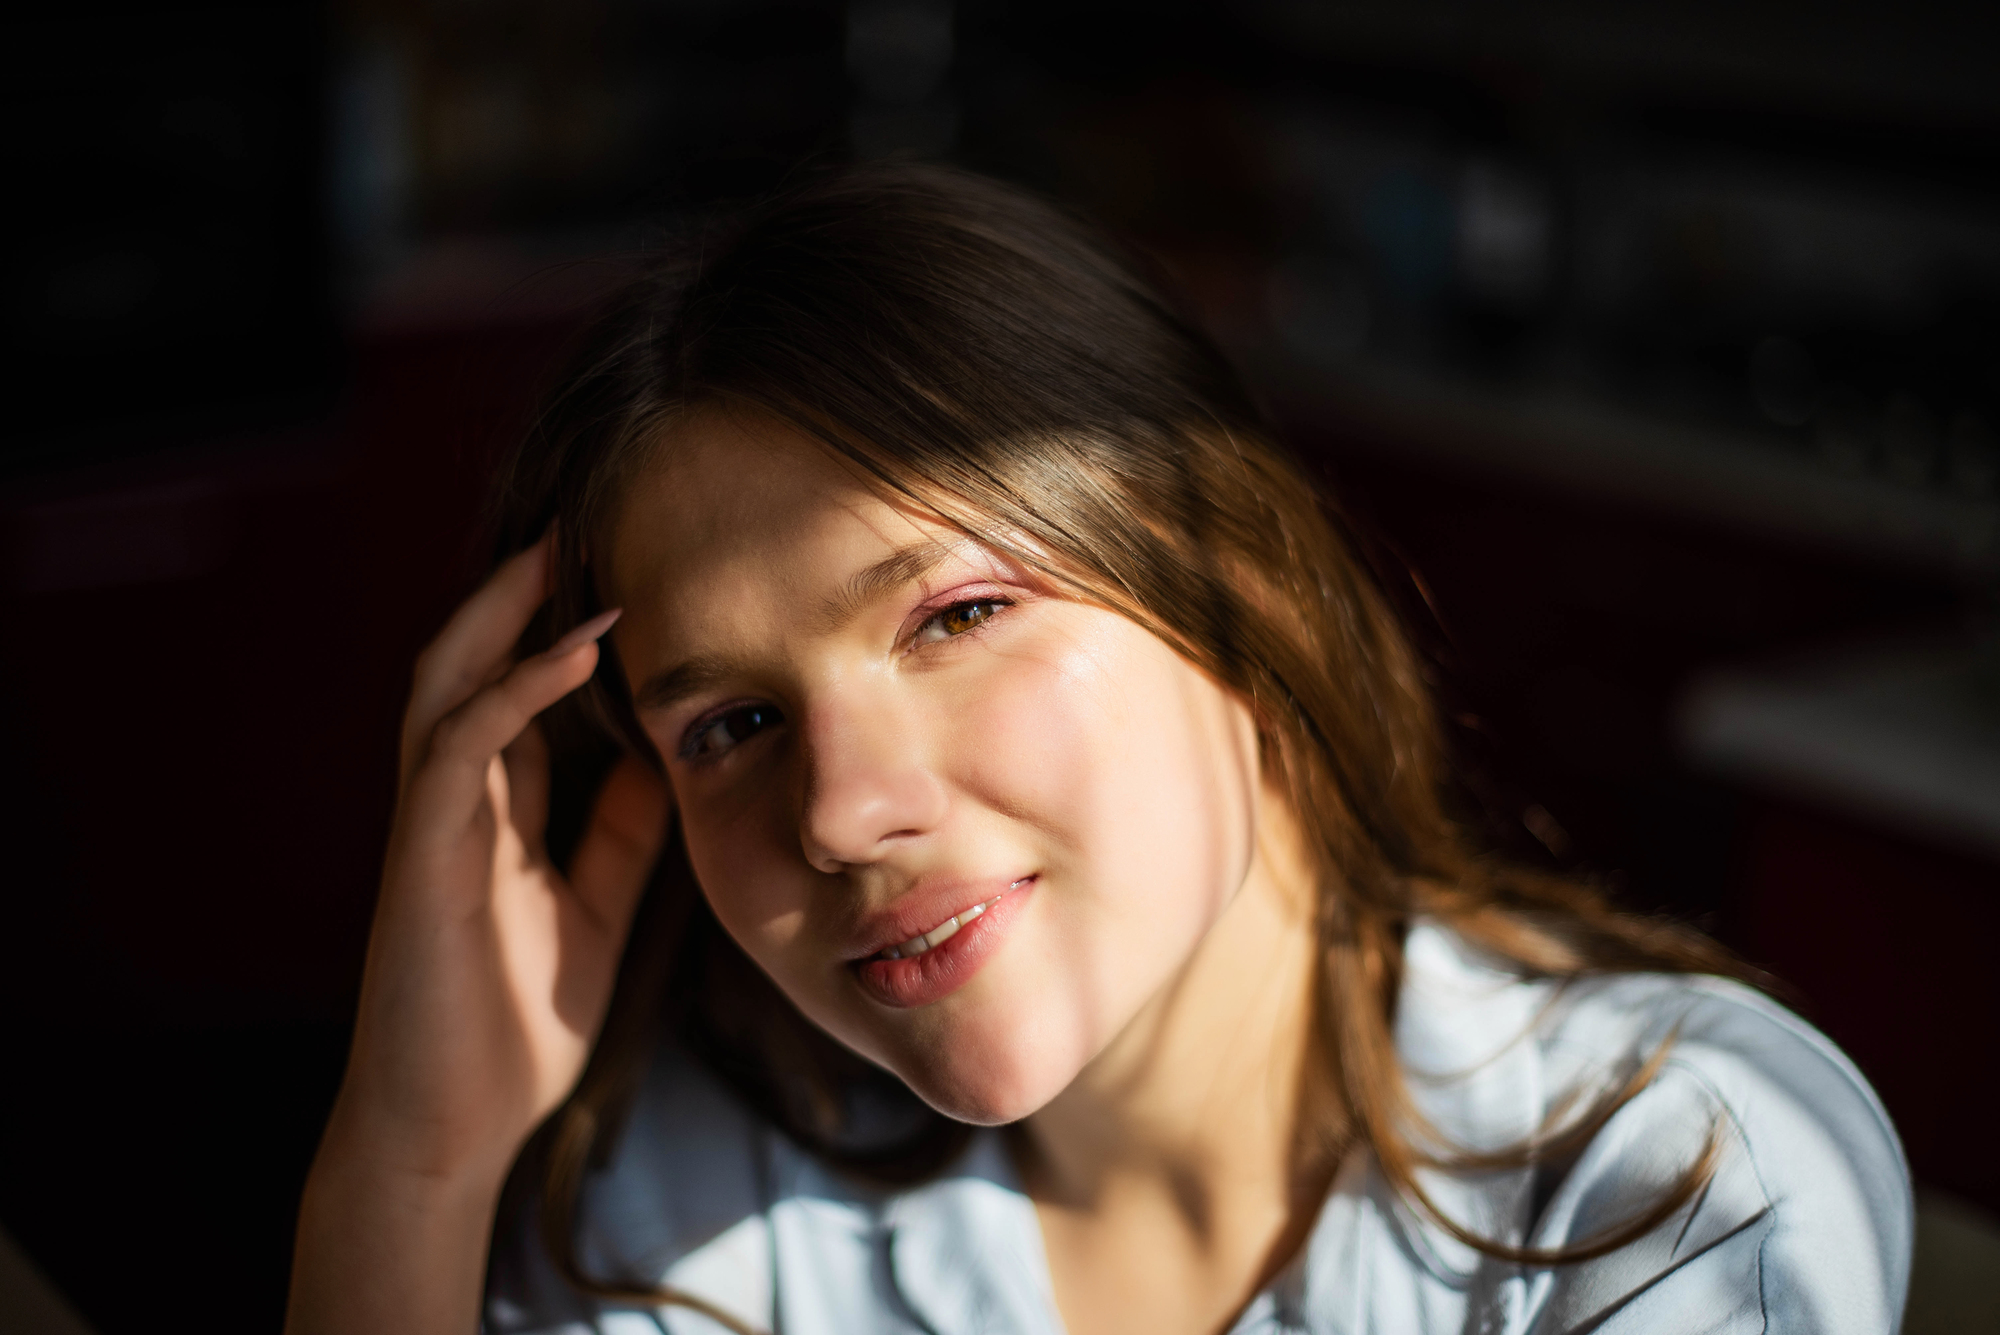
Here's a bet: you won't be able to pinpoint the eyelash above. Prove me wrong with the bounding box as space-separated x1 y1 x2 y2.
674 594 1015 763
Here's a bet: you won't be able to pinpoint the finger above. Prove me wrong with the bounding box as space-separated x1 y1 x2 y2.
406 612 621 824
503 720 552 856
567 755 672 937
402 536 553 770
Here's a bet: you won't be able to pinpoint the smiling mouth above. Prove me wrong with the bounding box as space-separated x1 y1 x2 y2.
871 877 1033 961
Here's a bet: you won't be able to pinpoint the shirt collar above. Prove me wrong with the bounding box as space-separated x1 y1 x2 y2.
885 1131 1066 1335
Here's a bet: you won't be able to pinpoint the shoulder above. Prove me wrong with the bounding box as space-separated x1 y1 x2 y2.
1550 967 1910 1219
1549 969 1912 1332
1389 925 1913 1333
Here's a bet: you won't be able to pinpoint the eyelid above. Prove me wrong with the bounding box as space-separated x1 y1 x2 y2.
916 579 1012 611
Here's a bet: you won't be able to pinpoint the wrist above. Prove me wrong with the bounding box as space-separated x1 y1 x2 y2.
312 1090 524 1207
288 1111 507 1335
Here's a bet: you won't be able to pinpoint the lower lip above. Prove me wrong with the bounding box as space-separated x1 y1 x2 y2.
851 879 1034 1009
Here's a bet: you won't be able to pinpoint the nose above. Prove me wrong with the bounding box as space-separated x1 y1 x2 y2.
799 688 949 872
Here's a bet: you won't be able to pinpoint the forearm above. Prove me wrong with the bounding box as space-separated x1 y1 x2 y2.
284 1114 510 1335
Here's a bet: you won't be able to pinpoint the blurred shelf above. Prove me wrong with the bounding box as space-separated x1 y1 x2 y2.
1270 360 2000 578
1679 644 2000 860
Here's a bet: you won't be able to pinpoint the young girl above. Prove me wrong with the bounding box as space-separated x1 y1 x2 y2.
286 165 1910 1335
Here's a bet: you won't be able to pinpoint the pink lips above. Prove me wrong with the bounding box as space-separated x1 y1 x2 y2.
851 877 1035 1008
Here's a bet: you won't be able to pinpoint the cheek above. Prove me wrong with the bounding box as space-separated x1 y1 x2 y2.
954 618 1257 991
972 619 1249 887
678 784 810 961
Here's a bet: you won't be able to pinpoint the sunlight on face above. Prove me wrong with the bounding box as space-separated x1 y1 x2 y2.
607 413 1263 1124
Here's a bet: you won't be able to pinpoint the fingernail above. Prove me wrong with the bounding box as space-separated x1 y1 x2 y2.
547 608 622 658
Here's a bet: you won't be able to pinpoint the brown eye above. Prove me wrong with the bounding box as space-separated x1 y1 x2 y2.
721 704 777 742
938 600 997 635
680 703 783 760
914 596 1010 647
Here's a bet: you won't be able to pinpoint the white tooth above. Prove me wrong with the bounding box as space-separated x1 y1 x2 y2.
885 896 1008 961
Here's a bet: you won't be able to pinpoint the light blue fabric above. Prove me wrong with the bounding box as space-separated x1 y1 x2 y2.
486 923 1913 1334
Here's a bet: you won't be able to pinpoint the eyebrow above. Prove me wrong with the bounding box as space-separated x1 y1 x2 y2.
632 654 748 714
630 538 963 714
817 537 960 634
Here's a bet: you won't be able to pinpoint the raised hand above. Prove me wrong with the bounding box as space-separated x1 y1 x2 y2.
287 534 670 1335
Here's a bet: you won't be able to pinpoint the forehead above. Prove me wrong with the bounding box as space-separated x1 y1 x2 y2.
604 413 933 632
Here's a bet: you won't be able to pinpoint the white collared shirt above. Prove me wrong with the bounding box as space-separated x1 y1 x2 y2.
486 923 1912 1334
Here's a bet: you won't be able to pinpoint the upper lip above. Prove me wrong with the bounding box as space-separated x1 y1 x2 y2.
842 874 1033 962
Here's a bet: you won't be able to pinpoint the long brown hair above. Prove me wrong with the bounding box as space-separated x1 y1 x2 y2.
489 162 1756 1323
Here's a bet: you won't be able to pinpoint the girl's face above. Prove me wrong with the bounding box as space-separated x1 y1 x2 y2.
608 414 1264 1124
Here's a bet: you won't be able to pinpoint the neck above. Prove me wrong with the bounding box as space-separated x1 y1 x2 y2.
1019 789 1338 1313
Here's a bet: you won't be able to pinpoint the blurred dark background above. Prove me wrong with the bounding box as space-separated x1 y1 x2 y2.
4 2 1997 1331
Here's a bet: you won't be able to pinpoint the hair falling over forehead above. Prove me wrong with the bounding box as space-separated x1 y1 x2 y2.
488 162 1759 1312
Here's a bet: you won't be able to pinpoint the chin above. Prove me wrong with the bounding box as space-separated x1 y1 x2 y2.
885 1029 1083 1127
897 1064 1063 1127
